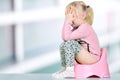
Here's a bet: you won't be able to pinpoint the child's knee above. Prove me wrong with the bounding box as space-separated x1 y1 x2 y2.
60 42 66 49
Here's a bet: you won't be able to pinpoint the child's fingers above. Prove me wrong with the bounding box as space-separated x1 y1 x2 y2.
66 6 69 13
66 9 70 15
70 8 74 14
72 9 78 19
66 10 69 15
69 9 72 14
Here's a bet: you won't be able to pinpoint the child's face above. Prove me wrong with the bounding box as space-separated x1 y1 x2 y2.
72 6 85 27
66 6 86 28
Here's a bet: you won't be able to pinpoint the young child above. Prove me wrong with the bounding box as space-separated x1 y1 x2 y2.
53 1 101 78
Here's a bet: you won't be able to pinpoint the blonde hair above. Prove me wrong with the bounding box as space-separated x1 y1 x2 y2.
65 1 94 25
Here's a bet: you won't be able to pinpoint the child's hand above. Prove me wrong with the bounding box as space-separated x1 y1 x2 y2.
65 13 74 21
65 7 74 21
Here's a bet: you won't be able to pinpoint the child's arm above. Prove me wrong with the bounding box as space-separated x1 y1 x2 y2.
62 20 72 40
62 20 90 41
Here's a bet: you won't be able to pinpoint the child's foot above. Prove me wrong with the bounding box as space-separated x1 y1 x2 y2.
52 67 66 78
53 67 74 79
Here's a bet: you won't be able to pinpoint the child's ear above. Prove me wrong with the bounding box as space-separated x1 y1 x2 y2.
82 12 87 19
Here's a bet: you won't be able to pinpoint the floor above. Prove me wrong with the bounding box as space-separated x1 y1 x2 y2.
0 74 119 80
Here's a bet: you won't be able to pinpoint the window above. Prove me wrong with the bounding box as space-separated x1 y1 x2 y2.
23 0 58 10
23 19 63 59
0 0 12 13
0 26 15 69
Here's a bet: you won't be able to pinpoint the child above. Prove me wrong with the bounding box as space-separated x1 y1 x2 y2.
52 1 101 78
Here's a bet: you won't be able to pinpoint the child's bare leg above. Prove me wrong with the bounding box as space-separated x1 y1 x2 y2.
75 48 99 64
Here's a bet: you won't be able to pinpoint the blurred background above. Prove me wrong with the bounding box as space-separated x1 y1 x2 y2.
0 0 120 74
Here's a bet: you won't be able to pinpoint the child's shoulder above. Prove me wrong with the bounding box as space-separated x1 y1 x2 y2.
80 23 92 29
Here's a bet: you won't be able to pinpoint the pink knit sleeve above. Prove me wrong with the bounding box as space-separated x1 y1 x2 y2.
62 20 72 40
62 20 90 40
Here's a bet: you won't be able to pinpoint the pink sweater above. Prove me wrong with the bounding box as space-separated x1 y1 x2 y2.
62 20 101 60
